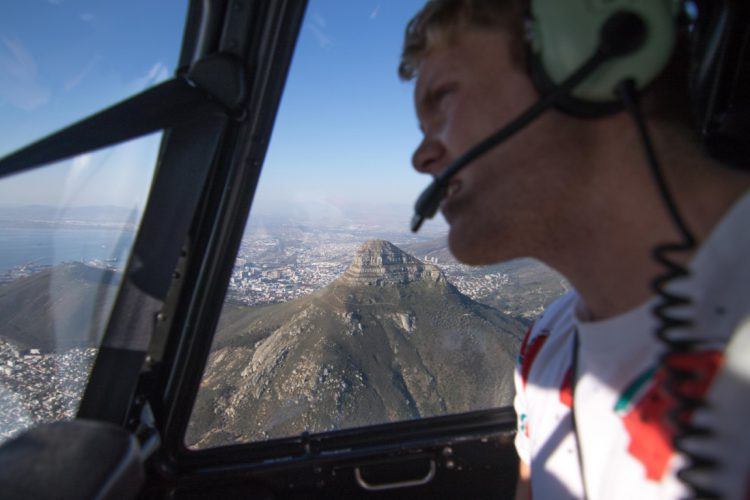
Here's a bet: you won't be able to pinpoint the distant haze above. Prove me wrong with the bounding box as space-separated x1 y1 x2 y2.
0 201 446 234
0 204 141 224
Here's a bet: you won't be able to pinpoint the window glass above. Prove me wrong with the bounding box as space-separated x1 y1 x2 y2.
0 1 187 157
0 1 187 444
187 0 568 449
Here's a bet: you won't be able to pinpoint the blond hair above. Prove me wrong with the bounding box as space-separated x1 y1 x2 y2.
399 0 694 130
398 0 524 81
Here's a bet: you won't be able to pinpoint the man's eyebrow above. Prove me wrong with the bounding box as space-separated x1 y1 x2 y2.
414 67 435 112
415 63 456 121
414 84 434 124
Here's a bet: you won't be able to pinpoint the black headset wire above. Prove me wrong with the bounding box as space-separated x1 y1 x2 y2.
616 79 720 500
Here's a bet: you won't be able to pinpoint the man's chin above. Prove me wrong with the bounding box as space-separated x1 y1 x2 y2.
447 227 496 266
446 217 522 265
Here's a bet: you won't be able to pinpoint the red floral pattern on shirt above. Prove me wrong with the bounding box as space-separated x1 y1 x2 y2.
560 366 574 408
519 326 549 390
617 351 723 481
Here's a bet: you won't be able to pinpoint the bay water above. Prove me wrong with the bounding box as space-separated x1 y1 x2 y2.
0 226 135 273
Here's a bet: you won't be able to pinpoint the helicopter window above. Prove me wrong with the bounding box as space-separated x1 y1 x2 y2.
185 0 567 449
0 2 187 444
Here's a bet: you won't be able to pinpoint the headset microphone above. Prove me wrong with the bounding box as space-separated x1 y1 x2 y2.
409 49 605 232
411 11 647 233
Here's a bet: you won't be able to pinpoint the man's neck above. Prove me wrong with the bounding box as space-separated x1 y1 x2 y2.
539 121 750 321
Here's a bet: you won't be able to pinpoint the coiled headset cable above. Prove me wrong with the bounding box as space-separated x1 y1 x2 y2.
616 79 720 499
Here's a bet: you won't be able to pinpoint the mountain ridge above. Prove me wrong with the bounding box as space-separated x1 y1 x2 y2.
340 240 444 286
188 240 524 448
0 262 119 351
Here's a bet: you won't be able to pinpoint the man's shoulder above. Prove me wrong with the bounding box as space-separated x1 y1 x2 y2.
519 291 577 362
531 290 578 338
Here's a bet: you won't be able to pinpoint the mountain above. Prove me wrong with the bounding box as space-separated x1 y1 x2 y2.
478 258 569 320
187 240 524 448
402 236 457 264
402 237 569 321
0 263 120 352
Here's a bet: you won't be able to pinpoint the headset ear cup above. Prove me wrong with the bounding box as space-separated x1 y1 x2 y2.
529 0 677 114
528 45 625 117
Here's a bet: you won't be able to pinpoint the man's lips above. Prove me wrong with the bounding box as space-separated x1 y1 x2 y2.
446 179 461 199
440 179 463 220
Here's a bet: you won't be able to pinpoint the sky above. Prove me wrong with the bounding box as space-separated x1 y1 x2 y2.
0 0 432 224
0 1 186 210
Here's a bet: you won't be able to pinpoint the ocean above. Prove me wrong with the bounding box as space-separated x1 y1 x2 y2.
0 226 136 273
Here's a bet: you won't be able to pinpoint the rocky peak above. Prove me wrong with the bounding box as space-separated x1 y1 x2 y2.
341 240 444 286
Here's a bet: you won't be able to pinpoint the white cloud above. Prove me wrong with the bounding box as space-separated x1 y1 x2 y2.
312 12 327 28
48 0 63 4
57 135 159 208
0 135 160 208
72 153 92 172
65 153 95 195
308 24 334 49
80 13 95 23
63 55 100 91
88 136 160 208
308 11 333 49
370 4 380 20
0 37 51 111
131 62 170 91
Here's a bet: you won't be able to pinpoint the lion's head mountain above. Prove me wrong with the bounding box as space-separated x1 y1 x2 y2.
187 240 524 448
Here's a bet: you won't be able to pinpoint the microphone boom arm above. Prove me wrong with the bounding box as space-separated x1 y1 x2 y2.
411 48 609 232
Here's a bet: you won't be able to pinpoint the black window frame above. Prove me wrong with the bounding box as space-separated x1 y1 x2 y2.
0 0 519 485
148 0 517 477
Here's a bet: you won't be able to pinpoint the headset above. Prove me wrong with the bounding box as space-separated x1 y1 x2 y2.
411 0 749 232
409 1 750 498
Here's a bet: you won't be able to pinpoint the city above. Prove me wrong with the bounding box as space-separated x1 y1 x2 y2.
0 339 96 442
0 222 566 443
224 232 524 316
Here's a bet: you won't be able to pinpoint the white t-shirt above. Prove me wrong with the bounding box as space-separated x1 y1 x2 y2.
514 190 750 499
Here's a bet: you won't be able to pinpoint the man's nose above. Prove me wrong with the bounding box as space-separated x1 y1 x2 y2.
411 138 445 175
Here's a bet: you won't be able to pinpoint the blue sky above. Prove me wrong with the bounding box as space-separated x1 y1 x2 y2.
255 1 426 209
0 0 187 210
0 1 432 222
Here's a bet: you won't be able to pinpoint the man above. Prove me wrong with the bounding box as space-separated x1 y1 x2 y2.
400 1 750 498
